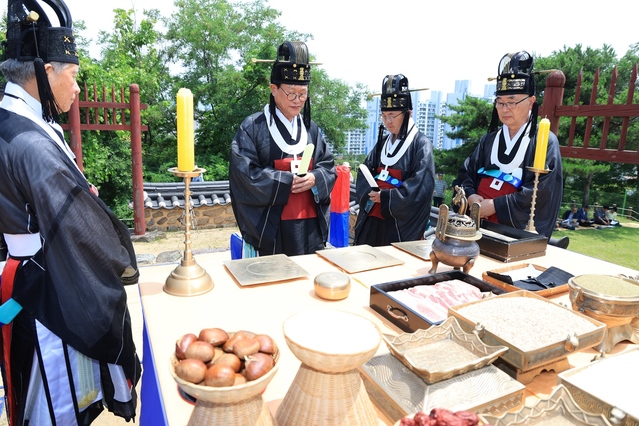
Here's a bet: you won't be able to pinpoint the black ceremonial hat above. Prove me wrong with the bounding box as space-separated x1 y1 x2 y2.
495 51 534 96
270 41 311 86
4 0 78 64
381 74 412 111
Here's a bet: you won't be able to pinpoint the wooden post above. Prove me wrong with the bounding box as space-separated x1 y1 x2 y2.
539 70 566 135
67 96 84 172
130 84 146 235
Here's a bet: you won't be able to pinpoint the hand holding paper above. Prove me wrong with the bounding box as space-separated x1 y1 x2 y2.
297 144 315 176
358 164 380 191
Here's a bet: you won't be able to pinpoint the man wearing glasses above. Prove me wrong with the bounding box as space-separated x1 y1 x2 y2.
354 74 435 246
230 41 336 256
456 51 563 238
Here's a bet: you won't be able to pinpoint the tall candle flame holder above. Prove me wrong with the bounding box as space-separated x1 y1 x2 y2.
164 167 214 296
525 167 550 233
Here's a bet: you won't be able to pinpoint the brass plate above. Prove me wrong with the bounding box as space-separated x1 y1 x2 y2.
316 245 404 274
479 384 613 426
223 254 309 286
558 347 639 422
359 353 525 420
391 236 435 261
382 317 508 384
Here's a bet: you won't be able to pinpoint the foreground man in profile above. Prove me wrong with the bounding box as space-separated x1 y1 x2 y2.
0 0 141 423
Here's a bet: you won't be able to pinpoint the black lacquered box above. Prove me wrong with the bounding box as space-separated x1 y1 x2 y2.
477 221 548 262
369 270 506 333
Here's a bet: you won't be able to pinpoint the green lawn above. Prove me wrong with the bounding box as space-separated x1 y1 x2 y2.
552 220 639 270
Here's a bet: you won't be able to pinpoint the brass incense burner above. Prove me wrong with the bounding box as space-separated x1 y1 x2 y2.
429 186 482 274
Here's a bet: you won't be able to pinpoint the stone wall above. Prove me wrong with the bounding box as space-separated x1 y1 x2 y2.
145 204 358 243
145 204 237 232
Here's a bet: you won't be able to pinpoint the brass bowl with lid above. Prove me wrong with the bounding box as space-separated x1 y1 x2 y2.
313 271 351 300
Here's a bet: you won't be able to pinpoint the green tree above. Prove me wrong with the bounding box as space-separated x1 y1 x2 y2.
163 0 366 174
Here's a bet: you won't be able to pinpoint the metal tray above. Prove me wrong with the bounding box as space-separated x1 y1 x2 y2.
391 235 435 261
448 291 606 374
479 384 613 426
382 316 508 384
223 254 309 286
316 244 404 274
558 347 639 425
359 353 525 421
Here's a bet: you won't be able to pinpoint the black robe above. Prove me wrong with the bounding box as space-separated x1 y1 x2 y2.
354 131 435 246
229 110 336 256
0 109 140 422
457 129 563 238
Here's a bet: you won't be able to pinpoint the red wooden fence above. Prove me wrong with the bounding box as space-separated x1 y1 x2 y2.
540 64 639 165
61 83 148 235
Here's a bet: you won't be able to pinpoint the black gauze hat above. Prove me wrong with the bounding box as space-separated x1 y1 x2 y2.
495 51 535 96
4 0 78 123
270 41 311 86
4 0 78 64
381 74 412 111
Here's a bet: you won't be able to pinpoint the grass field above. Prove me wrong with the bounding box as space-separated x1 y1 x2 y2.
551 219 639 270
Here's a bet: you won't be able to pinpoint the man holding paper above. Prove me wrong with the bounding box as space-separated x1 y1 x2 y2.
455 51 563 238
354 74 435 246
230 41 336 256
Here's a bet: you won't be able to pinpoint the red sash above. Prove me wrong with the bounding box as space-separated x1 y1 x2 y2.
369 168 402 219
1 258 20 426
477 177 517 223
274 158 317 221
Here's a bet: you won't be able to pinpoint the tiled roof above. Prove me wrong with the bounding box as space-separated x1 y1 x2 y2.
138 180 361 212
135 181 232 209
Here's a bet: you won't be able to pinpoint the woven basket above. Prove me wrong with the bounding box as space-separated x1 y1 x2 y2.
282 309 381 373
187 393 276 426
275 363 378 426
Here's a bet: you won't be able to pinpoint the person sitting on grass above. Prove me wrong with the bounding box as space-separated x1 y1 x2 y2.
575 205 594 227
607 206 622 226
593 205 610 227
560 205 578 230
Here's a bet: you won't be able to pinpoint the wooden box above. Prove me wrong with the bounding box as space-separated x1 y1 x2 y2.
481 263 569 297
477 221 548 263
369 270 506 334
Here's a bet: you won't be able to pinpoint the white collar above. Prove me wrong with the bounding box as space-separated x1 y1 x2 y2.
1 82 78 164
381 117 418 167
491 120 531 174
263 104 308 155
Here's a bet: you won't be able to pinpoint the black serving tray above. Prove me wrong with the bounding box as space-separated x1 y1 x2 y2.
477 221 547 263
369 270 506 333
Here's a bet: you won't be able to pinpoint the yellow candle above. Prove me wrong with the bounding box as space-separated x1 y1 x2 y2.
177 88 195 172
533 117 550 170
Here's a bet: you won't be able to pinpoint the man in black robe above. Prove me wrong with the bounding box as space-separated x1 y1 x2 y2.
229 41 336 256
354 74 435 246
0 1 140 424
456 51 563 239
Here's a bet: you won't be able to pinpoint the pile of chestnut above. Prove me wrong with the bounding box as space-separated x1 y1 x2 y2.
174 328 277 388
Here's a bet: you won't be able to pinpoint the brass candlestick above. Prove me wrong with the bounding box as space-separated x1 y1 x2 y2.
525 167 550 233
164 167 214 296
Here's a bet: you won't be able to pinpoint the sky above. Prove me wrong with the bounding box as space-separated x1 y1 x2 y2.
33 0 639 98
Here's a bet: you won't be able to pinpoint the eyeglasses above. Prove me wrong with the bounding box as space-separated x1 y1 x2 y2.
380 112 404 123
494 96 531 110
279 87 308 102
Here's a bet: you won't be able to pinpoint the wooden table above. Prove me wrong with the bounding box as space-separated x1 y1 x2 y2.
137 244 638 425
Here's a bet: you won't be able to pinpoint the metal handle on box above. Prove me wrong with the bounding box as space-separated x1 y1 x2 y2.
386 305 409 322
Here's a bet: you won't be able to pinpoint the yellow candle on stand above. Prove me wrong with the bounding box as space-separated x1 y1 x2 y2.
533 117 550 170
176 88 195 172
